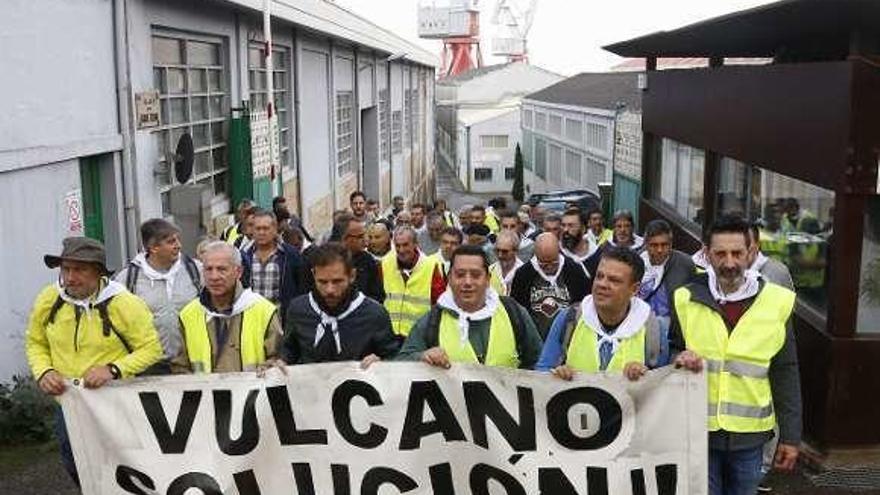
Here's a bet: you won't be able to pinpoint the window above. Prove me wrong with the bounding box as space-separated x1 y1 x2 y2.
535 112 547 131
859 198 880 333
336 91 354 176
522 131 533 171
586 157 607 190
535 138 547 179
475 168 493 181
586 122 608 151
565 118 583 143
549 115 563 136
392 110 402 154
152 34 228 214
505 167 516 181
480 135 509 149
565 150 582 183
548 144 563 185
248 45 291 173
523 109 533 128
379 89 389 158
716 157 834 315
655 138 705 226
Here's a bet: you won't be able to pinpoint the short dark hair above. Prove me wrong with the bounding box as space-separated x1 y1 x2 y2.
251 208 277 224
563 208 585 225
600 246 645 283
141 218 180 248
272 196 286 210
441 226 464 244
471 204 486 213
644 219 673 240
449 244 489 274
411 203 426 212
543 213 562 224
586 207 603 219
366 198 379 206
393 195 404 202
707 214 752 248
498 209 518 222
333 212 357 239
350 190 366 203
308 242 354 271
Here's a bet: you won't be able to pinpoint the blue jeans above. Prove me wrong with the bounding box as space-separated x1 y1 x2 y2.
709 446 764 495
54 406 80 487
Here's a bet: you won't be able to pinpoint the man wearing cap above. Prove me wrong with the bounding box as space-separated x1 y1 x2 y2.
173 241 283 374
26 237 163 485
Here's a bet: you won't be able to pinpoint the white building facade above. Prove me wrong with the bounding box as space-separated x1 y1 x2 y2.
0 0 436 381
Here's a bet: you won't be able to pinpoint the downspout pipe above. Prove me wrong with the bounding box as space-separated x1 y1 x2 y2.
113 0 140 257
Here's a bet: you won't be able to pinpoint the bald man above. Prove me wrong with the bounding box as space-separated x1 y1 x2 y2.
510 233 590 339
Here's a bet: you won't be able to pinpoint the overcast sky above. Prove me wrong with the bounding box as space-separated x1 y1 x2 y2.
334 0 777 75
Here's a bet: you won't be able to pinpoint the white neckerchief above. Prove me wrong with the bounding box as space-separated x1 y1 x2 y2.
56 279 125 316
609 234 644 251
706 266 761 303
639 251 666 291
692 249 709 270
499 258 524 286
308 291 366 354
134 253 183 299
581 295 651 356
750 252 769 272
530 254 565 288
561 243 595 263
437 288 500 345
202 288 263 320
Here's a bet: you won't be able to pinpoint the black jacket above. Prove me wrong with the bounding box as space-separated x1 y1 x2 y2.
241 242 307 318
509 256 590 338
282 291 399 364
352 251 386 303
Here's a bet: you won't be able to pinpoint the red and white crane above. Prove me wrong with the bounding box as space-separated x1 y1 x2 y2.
418 0 483 78
491 0 537 63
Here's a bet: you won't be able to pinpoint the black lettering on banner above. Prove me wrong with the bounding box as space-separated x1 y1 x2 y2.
167 472 222 495
291 463 317 495
115 465 156 494
463 382 536 452
469 463 527 495
630 468 647 495
656 464 678 495
361 467 419 494
233 470 263 495
332 380 389 449
139 390 202 454
587 467 609 495
428 463 455 494
331 464 352 495
399 380 467 450
537 468 583 494
213 389 260 456
267 385 329 445
546 387 622 450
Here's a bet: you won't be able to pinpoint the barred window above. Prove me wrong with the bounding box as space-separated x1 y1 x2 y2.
549 115 563 136
336 91 354 176
152 34 228 214
475 168 493 181
480 135 509 149
392 110 402 154
379 89 389 158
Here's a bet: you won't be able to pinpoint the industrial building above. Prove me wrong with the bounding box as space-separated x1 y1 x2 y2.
0 0 437 381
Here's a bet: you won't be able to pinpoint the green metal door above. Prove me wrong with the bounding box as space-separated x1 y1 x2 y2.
613 172 641 225
79 157 104 242
228 108 282 210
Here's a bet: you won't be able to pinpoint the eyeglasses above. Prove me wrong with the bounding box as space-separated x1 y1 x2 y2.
495 248 516 255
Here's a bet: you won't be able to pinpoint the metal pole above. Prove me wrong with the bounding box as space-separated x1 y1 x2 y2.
263 0 280 196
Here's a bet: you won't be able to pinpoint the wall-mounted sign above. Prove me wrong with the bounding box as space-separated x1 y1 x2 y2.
250 110 280 180
64 189 84 235
135 90 161 129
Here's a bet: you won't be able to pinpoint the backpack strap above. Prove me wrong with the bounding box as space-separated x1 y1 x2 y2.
425 306 444 349
125 263 140 292
499 296 528 367
94 297 132 353
182 255 202 290
44 295 66 326
558 304 582 367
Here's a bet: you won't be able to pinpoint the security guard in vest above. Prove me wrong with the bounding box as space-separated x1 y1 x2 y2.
381 226 445 338
397 244 543 368
535 246 665 380
672 215 802 495
173 241 283 374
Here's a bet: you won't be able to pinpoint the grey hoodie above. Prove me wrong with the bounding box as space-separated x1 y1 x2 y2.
113 254 202 360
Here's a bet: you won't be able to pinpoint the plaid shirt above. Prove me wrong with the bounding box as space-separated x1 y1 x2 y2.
250 244 283 304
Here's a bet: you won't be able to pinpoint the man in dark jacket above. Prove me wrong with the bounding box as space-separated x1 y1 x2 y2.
510 233 590 339
282 243 398 366
241 209 307 319
337 213 385 302
637 219 695 366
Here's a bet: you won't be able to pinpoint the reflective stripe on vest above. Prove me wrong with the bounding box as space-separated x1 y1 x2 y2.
674 283 795 433
178 297 276 373
437 304 518 368
488 264 507 296
225 224 241 245
565 319 646 373
382 254 436 336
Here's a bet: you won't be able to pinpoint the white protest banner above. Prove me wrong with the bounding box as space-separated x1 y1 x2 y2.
60 363 707 494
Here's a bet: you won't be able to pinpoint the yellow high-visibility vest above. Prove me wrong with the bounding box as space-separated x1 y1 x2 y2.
438 304 518 368
178 296 276 373
484 214 500 234
674 283 794 433
382 253 437 336
565 319 646 373
488 263 507 296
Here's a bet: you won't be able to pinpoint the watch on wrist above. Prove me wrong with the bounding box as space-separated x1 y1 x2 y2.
107 363 122 380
